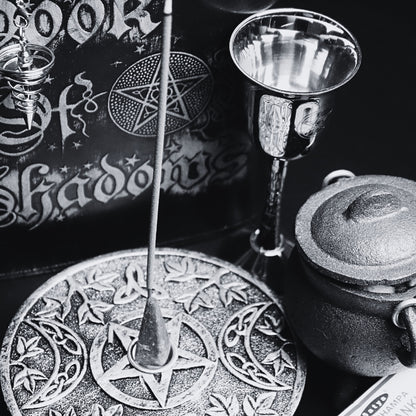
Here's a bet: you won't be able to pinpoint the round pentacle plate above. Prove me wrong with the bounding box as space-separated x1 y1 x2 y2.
1 248 306 416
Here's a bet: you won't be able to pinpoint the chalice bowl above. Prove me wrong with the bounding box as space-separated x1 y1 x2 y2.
230 8 361 283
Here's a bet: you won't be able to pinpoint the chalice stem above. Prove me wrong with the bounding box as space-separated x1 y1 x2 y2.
261 157 288 251
236 158 288 284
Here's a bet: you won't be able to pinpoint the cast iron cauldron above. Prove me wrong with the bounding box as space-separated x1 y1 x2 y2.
284 175 416 377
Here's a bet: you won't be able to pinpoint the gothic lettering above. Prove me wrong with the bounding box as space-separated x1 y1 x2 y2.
0 0 16 47
57 84 77 150
67 0 106 45
167 151 210 193
54 72 102 151
0 0 160 49
26 0 63 46
0 166 17 228
0 140 249 229
106 0 131 39
20 164 55 229
210 145 248 185
57 174 92 213
126 160 153 197
124 0 160 37
93 155 126 203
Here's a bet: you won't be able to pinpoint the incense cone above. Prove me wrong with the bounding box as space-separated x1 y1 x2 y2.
135 295 172 368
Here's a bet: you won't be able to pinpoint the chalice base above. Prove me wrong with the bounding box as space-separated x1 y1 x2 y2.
236 232 295 292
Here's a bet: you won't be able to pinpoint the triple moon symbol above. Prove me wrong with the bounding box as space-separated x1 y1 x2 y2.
20 319 87 410
218 302 298 392
108 52 214 137
90 311 218 410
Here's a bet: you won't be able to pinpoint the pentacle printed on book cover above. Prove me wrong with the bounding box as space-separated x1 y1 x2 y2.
108 53 213 137
0 249 306 416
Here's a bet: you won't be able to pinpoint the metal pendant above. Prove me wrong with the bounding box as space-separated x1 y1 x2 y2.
0 3 54 129
0 248 306 416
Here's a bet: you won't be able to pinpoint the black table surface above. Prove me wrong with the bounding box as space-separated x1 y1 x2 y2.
1 1 415 415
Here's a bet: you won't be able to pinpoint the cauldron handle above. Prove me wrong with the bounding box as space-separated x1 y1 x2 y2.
392 299 416 368
321 169 355 188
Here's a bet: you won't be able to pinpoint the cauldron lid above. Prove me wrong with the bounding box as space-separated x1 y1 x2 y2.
296 175 416 285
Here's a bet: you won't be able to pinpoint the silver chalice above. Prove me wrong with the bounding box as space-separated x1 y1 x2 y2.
230 8 361 282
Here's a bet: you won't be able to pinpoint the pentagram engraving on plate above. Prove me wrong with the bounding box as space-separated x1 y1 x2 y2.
108 53 213 137
90 311 217 409
1 248 306 416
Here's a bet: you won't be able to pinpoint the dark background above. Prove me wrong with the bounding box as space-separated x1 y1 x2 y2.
0 0 414 414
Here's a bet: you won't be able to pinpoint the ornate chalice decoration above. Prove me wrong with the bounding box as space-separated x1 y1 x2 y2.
230 9 361 281
0 0 54 129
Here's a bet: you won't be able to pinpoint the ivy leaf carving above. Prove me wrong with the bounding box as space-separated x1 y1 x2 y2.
61 293 74 322
164 257 210 282
192 291 215 310
262 348 295 377
219 282 248 307
175 292 194 308
206 393 239 416
35 284 79 323
13 367 47 393
243 393 278 416
255 393 276 412
176 290 214 314
77 300 113 325
16 337 25 355
243 395 257 416
16 336 44 360
261 350 279 366
257 314 288 341
165 257 194 280
35 297 67 321
84 270 119 293
91 404 123 416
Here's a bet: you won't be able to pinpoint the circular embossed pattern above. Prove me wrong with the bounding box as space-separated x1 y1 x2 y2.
108 53 213 137
1 249 306 416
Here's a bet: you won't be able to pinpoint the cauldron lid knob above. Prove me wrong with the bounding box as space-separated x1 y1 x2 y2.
344 189 404 222
296 175 416 285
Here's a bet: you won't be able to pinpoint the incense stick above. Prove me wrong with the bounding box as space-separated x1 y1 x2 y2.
146 0 173 296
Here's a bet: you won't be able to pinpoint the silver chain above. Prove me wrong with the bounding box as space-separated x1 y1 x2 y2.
14 0 32 67
15 0 30 28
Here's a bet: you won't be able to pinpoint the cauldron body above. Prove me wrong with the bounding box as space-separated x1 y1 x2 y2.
285 251 416 376
284 175 416 376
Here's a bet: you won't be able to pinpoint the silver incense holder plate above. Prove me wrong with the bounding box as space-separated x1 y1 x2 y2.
0 248 306 416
